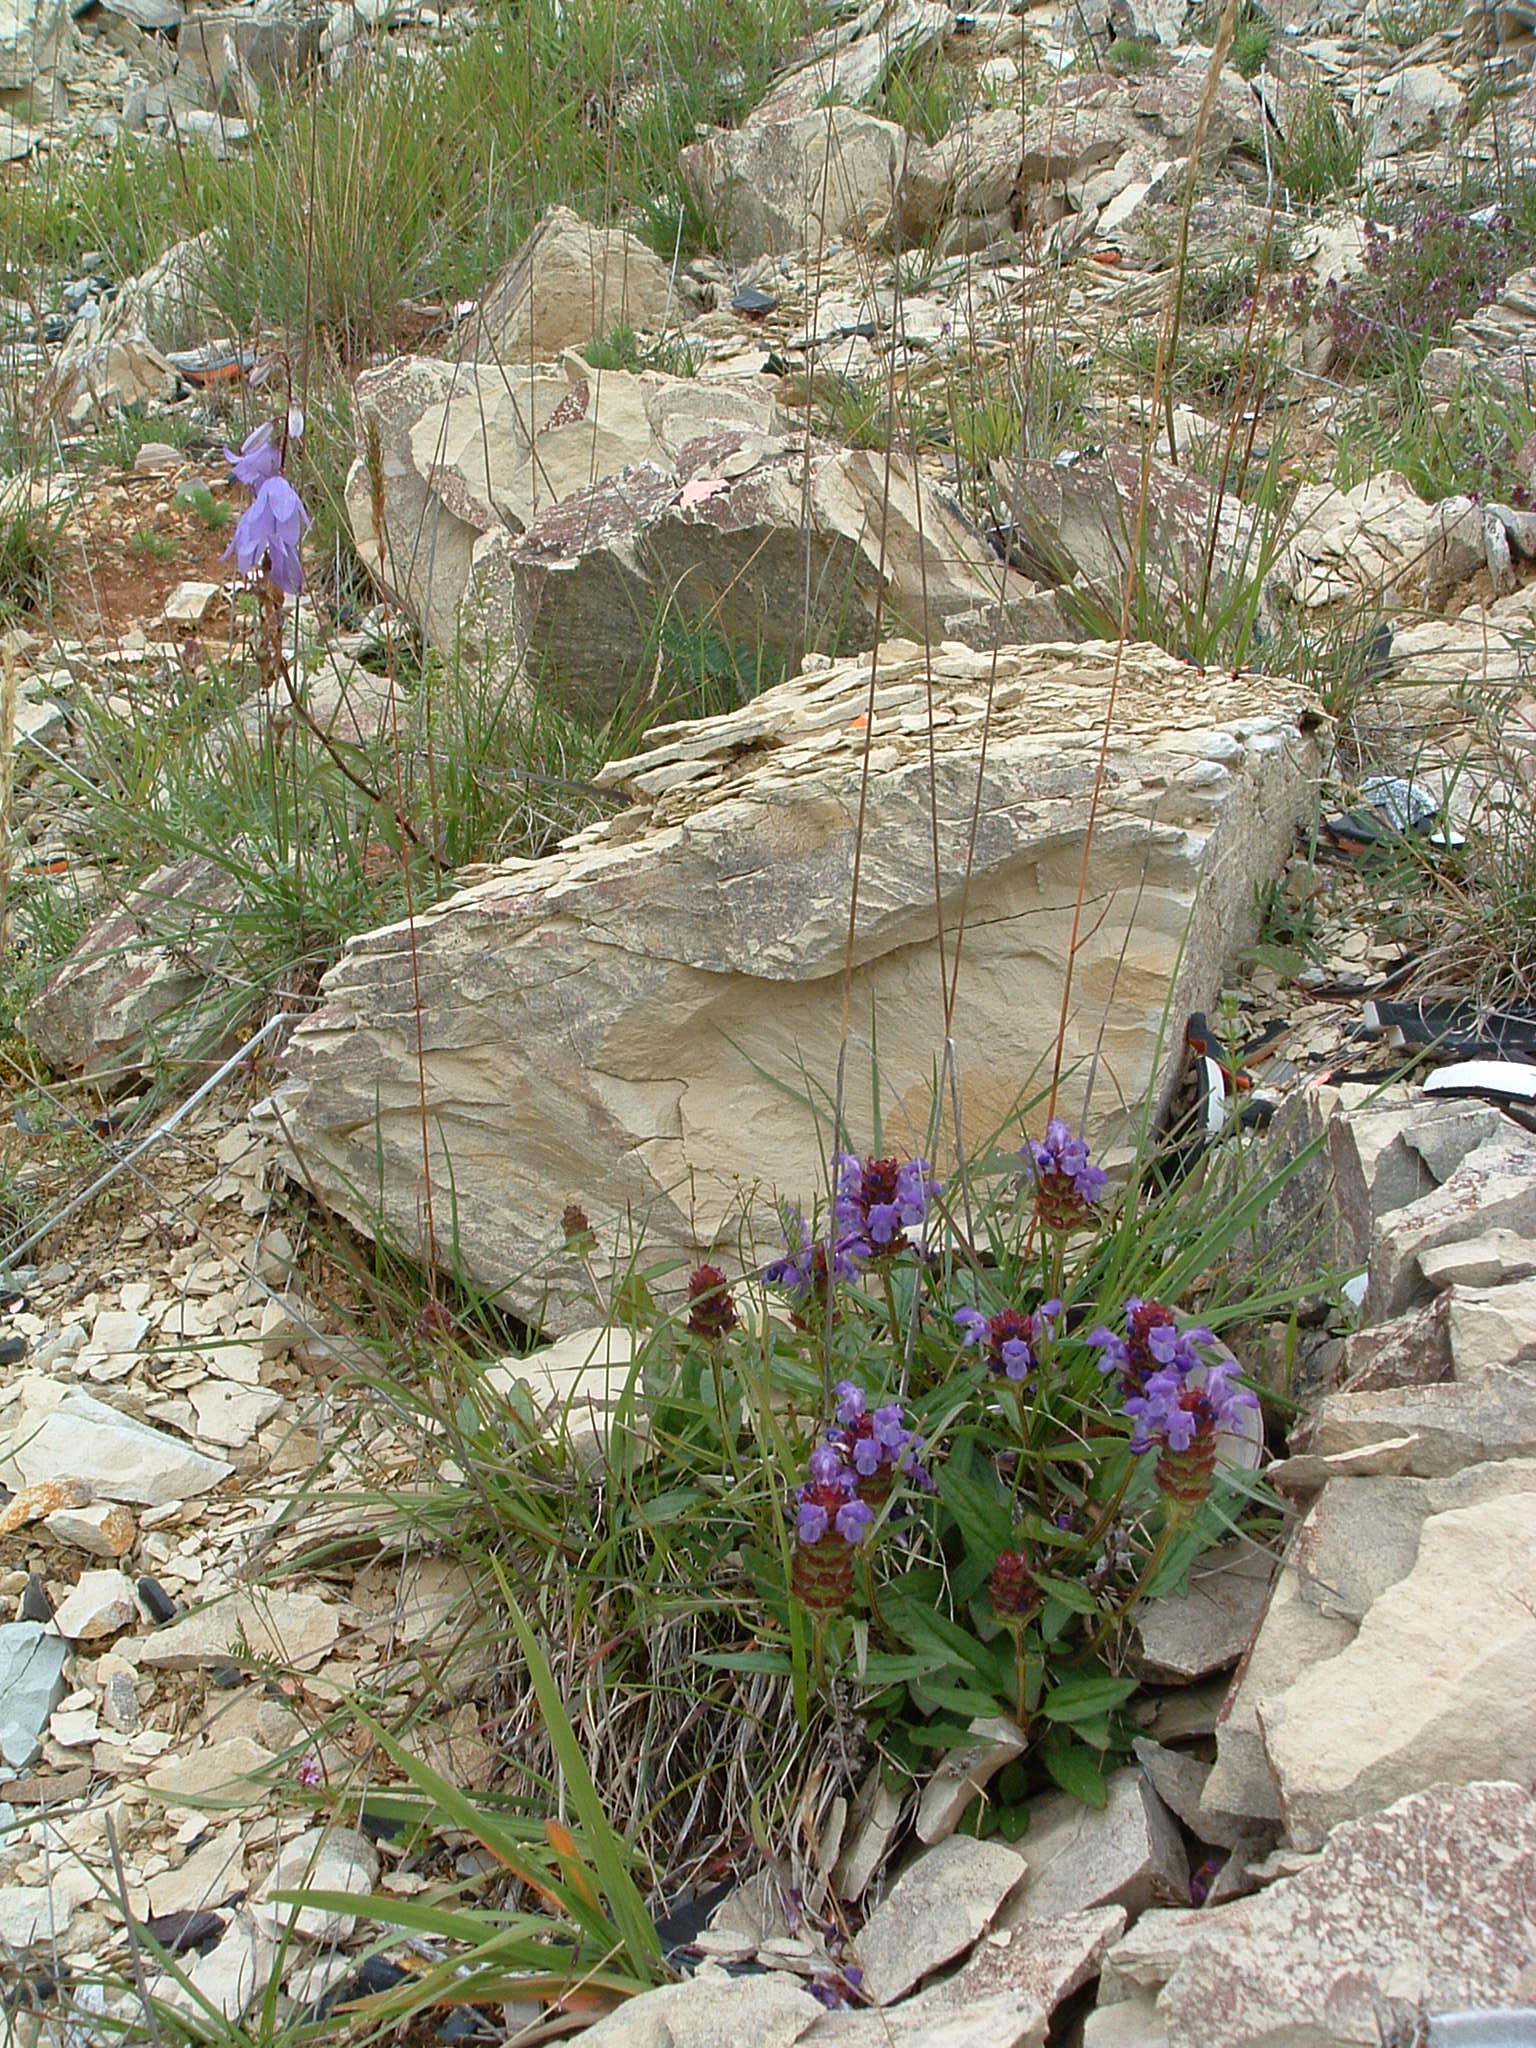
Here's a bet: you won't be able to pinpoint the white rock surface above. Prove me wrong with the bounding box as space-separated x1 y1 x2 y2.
680 107 927 260
574 1968 824 2046
0 1375 232 1505
999 1770 1188 1926
261 1825 379 1939
136 1588 341 1670
279 645 1322 1329
50 1568 138 1642
855 1834 1028 2005
474 205 685 360
1259 1488 1536 1848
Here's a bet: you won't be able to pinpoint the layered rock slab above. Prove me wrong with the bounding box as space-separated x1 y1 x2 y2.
278 644 1320 1328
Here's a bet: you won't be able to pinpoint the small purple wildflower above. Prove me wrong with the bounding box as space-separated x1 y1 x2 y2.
1090 1299 1214 1398
833 1152 939 1254
1123 1359 1257 1458
830 1379 930 1489
763 1208 864 1301
223 421 282 488
297 1754 322 1789
227 473 311 596
795 1439 874 1547
955 1300 1061 1384
1026 1118 1109 1229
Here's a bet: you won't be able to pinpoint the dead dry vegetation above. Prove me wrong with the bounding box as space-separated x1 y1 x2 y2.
0 0 1534 2042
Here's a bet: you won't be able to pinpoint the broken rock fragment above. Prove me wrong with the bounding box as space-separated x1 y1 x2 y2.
278 643 1322 1330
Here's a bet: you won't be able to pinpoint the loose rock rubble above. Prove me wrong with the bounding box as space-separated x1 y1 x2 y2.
3 0 1536 2043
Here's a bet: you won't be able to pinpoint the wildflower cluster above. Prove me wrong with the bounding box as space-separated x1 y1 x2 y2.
1026 1117 1109 1231
833 1152 939 1254
1277 203 1536 381
763 1208 866 1325
954 1300 1060 1384
1093 1299 1257 1509
790 1381 927 1614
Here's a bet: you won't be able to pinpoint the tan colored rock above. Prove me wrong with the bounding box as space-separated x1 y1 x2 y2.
145 1734 276 1809
998 1771 1187 1927
1202 1570 1354 1826
50 1568 137 1642
679 107 930 261
466 439 1002 713
1153 1782 1536 2046
0 1475 92 1536
1367 1133 1536 1318
277 645 1322 1329
345 353 781 647
855 1834 1028 2004
1259 1491 1536 1848
44 1499 136 1558
474 206 683 360
137 1588 341 1671
1130 1540 1274 1683
916 1714 1027 1843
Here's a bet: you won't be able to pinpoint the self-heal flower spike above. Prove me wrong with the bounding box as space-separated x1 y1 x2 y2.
833 1152 939 1254
227 473 311 596
1026 1118 1109 1232
1090 1299 1214 1398
1124 1359 1259 1510
686 1263 738 1339
791 1437 873 1614
989 1548 1042 1621
830 1379 930 1499
955 1301 1061 1384
763 1208 864 1325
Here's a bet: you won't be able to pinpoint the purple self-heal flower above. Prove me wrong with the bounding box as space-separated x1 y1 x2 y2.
763 1210 864 1321
223 421 282 488
835 1496 874 1543
1092 1299 1217 1399
834 1152 938 1254
828 1383 928 1492
227 473 311 595
1026 1118 1109 1230
955 1301 1060 1384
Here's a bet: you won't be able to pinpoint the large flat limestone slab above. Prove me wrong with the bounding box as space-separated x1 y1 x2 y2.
277 642 1322 1327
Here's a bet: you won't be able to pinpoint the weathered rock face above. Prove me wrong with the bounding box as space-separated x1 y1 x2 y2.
464 436 1004 713
277 642 1322 1329
679 106 929 261
473 206 684 362
346 354 785 648
1124 1782 1536 2047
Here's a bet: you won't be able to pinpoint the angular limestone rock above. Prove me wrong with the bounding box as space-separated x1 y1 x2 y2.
0 1376 232 1506
1129 1540 1274 1682
1367 1133 1536 1318
468 438 1001 712
474 206 684 360
137 1589 341 1671
855 1834 1028 2004
1259 1486 1536 1848
346 354 782 648
575 1969 823 2046
679 107 927 261
277 644 1322 1329
1152 1783 1536 2046
998 1770 1187 1926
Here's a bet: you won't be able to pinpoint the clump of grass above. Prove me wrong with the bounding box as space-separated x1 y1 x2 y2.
1230 17 1273 75
1279 80 1361 205
879 50 963 142
87 404 206 474
1106 36 1163 72
0 499 65 619
583 325 646 372
1377 0 1461 46
175 480 234 530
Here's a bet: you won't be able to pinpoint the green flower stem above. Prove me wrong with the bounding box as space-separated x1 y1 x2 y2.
1088 1508 1186 1654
